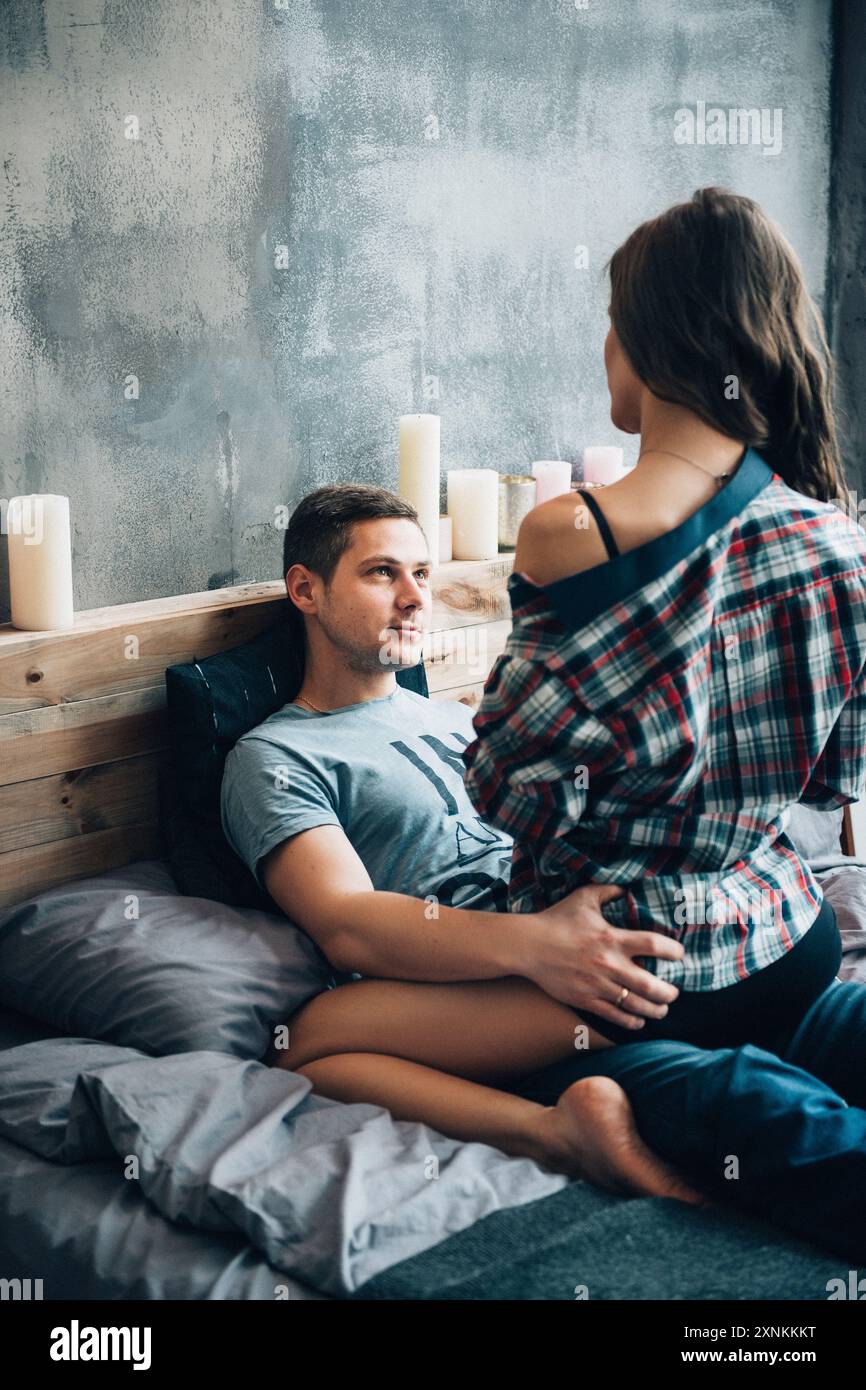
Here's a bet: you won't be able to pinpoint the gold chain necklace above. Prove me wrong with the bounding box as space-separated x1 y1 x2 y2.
294 693 330 714
637 447 736 489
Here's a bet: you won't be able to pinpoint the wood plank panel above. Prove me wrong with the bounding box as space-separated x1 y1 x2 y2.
432 556 514 627
424 620 510 693
0 688 167 786
0 823 165 908
0 604 282 714
0 751 168 854
430 682 487 710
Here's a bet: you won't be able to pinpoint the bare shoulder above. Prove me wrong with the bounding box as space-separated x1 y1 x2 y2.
514 492 611 586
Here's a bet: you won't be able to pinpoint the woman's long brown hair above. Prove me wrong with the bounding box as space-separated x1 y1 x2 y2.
604 186 846 504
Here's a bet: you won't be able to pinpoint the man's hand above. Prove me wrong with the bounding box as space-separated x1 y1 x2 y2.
518 882 684 1027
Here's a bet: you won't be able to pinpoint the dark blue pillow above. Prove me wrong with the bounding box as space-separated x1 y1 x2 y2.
161 613 429 910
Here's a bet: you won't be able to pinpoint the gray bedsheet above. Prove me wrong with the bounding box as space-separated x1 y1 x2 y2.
0 1132 327 1301
0 1029 565 1299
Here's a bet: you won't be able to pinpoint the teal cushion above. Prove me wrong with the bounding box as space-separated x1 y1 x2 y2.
161 613 429 910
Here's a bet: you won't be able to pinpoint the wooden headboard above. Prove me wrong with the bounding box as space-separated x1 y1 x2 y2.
0 548 855 907
0 556 515 907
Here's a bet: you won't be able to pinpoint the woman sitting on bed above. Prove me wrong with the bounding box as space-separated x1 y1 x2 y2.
462 184 866 1057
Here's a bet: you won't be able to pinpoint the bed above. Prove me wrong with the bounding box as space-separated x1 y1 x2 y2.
1 557 864 1301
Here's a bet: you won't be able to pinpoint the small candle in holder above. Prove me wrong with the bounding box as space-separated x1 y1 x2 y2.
438 515 452 565
531 459 572 505
7 494 74 631
399 413 440 566
447 469 499 560
498 475 537 549
582 446 625 485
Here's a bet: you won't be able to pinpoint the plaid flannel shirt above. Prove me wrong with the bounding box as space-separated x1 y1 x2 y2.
461 446 866 992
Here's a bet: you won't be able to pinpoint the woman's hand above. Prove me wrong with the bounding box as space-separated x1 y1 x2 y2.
519 882 685 1027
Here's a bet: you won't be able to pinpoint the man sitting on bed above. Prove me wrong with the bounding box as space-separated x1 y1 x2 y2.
220 484 865 1256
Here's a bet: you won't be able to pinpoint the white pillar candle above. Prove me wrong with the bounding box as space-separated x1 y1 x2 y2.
7 494 74 631
438 515 452 565
398 414 440 567
531 459 573 505
447 469 499 560
582 446 625 485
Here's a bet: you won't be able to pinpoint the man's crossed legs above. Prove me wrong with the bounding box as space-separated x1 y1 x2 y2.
505 977 866 1263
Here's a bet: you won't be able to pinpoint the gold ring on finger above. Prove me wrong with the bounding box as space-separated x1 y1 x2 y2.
616 986 629 1007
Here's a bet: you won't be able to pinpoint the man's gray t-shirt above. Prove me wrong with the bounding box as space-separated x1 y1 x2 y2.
220 686 514 917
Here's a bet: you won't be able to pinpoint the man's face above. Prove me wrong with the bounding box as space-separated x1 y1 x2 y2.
292 517 433 674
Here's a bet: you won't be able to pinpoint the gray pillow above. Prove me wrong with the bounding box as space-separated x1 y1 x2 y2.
0 860 332 1059
787 803 844 865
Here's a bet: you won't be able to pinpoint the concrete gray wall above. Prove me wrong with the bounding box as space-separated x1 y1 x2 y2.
827 0 866 503
0 0 836 617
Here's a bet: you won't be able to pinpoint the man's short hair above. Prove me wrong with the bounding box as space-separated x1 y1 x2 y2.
281 483 424 643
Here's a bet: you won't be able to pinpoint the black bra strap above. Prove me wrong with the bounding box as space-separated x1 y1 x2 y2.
577 488 620 559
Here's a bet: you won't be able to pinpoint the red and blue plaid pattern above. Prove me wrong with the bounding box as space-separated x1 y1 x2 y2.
462 448 866 992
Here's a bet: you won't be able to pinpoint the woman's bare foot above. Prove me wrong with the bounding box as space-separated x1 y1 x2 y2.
535 1075 711 1207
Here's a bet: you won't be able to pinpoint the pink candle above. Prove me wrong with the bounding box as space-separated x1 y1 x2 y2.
531 459 573 504
582 446 625 485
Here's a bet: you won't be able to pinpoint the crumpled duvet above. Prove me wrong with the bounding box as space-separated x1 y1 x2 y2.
0 1038 566 1296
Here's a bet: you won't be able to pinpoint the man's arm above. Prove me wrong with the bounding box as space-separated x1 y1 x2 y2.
261 823 683 1024
261 824 528 983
